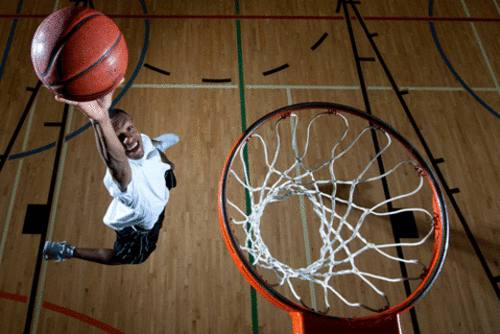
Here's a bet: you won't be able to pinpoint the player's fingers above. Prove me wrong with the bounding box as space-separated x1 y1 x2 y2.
55 95 78 106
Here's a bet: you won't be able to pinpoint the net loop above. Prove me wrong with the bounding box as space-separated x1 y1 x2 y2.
227 110 440 314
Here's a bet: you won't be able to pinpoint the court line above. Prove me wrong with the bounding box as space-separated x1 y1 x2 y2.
1 13 500 22
263 63 289 76
52 0 61 12
202 78 232 83
23 102 70 333
246 84 499 91
111 0 150 108
494 0 500 14
4 7 498 162
0 0 23 82
6 83 498 161
144 63 170 76
30 106 73 334
0 95 37 269
311 33 328 50
0 291 28 303
247 84 360 90
355 0 500 305
0 291 125 334
459 0 500 95
343 2 421 331
286 90 317 310
428 0 500 120
236 17 260 334
131 83 238 89
43 301 125 334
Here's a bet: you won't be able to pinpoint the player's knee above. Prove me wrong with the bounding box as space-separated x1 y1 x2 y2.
98 249 119 265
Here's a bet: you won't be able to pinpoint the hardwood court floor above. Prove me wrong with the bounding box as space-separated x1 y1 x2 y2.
0 0 499 333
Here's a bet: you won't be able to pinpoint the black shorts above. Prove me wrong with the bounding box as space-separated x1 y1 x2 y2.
113 169 176 265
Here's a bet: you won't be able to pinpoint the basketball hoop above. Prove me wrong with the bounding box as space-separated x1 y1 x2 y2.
218 102 448 333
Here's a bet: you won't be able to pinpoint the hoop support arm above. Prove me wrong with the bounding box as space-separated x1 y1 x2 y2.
291 311 401 334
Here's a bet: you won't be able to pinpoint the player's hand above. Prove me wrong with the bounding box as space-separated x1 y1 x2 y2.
95 77 125 111
54 77 125 122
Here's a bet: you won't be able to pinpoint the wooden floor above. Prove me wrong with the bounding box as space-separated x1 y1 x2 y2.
0 0 499 333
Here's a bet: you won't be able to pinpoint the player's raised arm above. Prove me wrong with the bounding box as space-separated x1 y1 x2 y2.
55 81 132 191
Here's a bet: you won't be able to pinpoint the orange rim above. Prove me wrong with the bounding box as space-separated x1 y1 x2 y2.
218 102 449 324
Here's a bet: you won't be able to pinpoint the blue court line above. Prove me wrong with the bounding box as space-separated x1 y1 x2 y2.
428 0 500 120
8 0 150 161
64 121 92 141
0 0 24 82
9 143 55 160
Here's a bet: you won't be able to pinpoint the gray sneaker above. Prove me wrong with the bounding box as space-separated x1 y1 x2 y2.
43 241 75 262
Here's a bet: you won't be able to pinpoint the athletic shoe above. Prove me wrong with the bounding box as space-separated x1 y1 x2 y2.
43 241 75 262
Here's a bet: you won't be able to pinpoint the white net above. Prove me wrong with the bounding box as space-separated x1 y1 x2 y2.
226 110 436 315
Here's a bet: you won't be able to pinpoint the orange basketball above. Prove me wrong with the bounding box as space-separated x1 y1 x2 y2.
30 7 128 102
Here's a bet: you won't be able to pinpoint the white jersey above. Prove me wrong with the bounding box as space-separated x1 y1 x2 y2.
103 134 171 231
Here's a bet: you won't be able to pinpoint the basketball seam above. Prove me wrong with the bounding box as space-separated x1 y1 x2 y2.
41 13 103 78
53 76 121 99
48 32 123 88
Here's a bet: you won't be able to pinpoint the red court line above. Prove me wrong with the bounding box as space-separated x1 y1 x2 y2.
0 14 499 22
0 291 125 334
0 291 28 303
43 302 125 334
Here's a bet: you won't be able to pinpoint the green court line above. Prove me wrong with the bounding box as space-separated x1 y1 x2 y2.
236 13 259 334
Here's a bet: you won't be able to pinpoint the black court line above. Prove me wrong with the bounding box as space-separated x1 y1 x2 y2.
263 63 289 76
23 205 50 235
390 210 419 239
311 33 328 50
24 104 69 334
341 0 421 332
0 81 41 174
144 63 170 76
44 122 63 127
348 0 500 303
202 78 232 83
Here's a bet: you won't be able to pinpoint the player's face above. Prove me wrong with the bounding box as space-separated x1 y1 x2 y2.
114 116 144 160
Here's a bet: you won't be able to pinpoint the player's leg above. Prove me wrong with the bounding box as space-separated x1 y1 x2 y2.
72 247 122 265
43 241 123 265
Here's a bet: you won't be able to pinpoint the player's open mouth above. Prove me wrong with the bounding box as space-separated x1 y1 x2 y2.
126 141 139 153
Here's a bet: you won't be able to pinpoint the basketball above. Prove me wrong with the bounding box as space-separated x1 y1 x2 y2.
30 7 128 102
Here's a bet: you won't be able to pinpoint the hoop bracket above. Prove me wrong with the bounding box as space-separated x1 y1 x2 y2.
291 311 401 334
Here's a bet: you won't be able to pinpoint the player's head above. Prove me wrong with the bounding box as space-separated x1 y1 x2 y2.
109 108 144 160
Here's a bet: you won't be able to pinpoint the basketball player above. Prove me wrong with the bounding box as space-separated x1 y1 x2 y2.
43 79 178 265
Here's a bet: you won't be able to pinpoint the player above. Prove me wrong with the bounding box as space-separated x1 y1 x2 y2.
42 80 178 265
